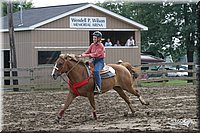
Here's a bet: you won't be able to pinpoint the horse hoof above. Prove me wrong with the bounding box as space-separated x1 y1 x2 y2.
142 101 150 106
124 112 135 117
55 119 60 123
145 102 150 106
55 116 61 123
146 111 150 116
124 112 128 117
93 112 97 120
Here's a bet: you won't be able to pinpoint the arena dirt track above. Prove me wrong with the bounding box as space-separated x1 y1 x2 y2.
2 85 199 132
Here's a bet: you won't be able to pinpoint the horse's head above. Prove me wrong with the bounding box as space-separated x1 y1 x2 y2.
51 54 79 80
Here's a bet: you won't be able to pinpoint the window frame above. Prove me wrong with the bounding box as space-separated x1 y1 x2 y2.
38 51 61 65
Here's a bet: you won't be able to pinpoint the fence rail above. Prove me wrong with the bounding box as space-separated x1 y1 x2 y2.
2 62 198 91
138 62 198 84
1 65 67 91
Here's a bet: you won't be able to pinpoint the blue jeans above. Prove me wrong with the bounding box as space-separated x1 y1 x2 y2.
92 58 104 89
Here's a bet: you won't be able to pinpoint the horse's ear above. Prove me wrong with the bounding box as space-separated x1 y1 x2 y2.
67 54 78 61
59 54 68 59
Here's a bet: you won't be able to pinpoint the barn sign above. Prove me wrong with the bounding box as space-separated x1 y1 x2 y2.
70 16 106 28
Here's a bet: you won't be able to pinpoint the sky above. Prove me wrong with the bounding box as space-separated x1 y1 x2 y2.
30 0 198 7
31 0 105 7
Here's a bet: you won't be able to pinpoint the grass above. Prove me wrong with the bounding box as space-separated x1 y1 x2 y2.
139 80 195 87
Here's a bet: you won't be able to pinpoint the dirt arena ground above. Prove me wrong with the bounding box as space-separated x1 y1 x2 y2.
2 85 199 132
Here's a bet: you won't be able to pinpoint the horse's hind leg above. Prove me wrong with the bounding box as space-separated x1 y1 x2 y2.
127 86 149 105
114 87 135 114
56 92 76 122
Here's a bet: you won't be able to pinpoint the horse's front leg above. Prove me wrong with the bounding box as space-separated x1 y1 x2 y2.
87 93 97 120
56 91 76 122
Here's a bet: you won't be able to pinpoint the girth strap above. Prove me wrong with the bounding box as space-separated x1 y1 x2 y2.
68 64 92 96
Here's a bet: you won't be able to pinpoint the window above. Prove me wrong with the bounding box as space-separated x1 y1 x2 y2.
38 51 61 65
89 31 135 46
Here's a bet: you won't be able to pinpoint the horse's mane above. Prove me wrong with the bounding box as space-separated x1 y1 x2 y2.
59 53 85 64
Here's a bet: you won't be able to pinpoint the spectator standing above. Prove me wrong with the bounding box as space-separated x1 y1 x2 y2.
125 36 135 46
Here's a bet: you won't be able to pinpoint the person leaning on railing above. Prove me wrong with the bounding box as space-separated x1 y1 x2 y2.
125 36 135 46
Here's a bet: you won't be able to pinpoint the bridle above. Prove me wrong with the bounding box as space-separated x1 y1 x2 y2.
53 56 81 77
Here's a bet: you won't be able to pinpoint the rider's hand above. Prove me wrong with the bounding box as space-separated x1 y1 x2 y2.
78 54 83 58
78 53 87 58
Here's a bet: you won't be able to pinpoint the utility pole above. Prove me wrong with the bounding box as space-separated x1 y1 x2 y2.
7 0 19 91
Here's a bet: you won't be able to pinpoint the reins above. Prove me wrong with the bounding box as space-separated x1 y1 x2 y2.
60 58 81 83
65 59 81 76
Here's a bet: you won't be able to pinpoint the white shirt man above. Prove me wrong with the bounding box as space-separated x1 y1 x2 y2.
125 36 135 46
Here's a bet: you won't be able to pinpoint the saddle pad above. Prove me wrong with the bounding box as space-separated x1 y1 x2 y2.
100 66 116 79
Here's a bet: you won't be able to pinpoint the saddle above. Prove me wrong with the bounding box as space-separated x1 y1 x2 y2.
100 65 116 79
86 61 115 79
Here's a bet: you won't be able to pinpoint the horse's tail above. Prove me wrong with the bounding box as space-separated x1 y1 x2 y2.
117 60 140 79
131 66 140 79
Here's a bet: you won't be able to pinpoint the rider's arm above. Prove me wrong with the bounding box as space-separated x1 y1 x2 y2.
80 44 93 57
89 43 105 58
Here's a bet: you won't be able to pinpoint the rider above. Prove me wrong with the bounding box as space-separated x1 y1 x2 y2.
79 31 105 94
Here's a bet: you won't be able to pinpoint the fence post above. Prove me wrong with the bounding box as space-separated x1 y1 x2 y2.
192 63 197 85
136 69 142 87
162 64 166 86
29 68 34 91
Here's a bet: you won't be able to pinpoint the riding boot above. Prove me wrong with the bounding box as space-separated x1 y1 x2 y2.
94 84 102 94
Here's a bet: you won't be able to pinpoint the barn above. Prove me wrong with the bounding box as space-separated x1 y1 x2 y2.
1 3 148 87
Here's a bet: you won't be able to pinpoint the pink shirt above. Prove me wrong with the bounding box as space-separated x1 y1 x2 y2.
84 42 106 58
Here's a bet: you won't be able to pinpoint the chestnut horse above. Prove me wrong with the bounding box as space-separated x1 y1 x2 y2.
51 54 149 122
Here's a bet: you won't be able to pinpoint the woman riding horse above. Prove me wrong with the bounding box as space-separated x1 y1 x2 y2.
78 31 105 94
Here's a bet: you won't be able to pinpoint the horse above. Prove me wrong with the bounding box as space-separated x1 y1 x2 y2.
51 53 149 122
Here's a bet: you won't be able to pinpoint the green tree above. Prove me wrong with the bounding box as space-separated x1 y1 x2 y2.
97 2 197 62
2 0 33 16
197 2 200 65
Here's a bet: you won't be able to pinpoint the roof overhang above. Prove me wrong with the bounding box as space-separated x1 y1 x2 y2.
0 27 34 32
1 3 148 32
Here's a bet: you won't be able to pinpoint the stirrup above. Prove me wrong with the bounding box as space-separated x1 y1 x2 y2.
94 85 102 94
